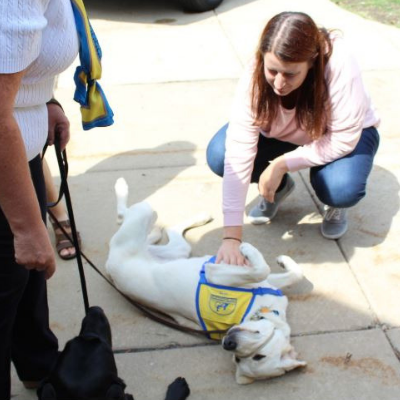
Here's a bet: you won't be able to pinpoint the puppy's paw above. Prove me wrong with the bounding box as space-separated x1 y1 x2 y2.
239 242 265 266
115 177 128 196
115 177 129 224
165 377 190 400
276 255 302 274
276 255 291 270
238 242 256 260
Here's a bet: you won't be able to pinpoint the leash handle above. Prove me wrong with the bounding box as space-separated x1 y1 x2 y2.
50 138 90 314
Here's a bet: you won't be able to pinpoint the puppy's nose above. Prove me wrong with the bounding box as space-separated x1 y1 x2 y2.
223 337 237 351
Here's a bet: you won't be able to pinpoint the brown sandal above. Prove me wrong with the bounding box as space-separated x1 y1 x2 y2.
50 218 82 260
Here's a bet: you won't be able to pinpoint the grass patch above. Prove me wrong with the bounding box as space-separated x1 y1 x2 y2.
334 0 400 28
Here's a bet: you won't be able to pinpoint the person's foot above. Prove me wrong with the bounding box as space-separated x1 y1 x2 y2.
248 175 295 224
50 218 81 260
320 206 348 239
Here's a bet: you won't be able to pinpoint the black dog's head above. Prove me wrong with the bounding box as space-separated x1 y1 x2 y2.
37 306 134 400
79 306 113 345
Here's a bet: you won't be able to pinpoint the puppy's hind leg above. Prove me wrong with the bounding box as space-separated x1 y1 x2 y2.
115 177 129 224
147 226 163 245
267 255 303 289
149 213 213 261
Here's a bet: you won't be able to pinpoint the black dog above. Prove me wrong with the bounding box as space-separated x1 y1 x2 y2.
37 306 190 400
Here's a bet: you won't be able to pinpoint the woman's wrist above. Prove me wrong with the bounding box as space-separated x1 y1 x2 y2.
271 156 289 174
223 237 242 243
223 226 242 243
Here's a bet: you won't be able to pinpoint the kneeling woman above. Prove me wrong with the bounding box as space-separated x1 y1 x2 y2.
206 11 380 265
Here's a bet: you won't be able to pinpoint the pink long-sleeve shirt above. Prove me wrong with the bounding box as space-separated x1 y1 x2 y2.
223 35 380 226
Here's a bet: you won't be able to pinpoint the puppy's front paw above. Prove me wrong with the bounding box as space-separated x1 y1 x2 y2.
239 242 266 267
239 242 257 260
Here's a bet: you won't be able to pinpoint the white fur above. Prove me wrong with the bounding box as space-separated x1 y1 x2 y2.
106 178 306 384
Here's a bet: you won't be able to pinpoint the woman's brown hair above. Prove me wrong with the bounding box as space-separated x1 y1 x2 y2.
252 12 333 140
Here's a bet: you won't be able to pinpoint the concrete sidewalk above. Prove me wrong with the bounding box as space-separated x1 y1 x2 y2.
12 0 400 399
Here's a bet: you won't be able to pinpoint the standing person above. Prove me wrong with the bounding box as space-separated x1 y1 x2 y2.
0 0 79 398
206 11 380 265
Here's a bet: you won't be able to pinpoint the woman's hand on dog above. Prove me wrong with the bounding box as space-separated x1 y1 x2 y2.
217 226 248 266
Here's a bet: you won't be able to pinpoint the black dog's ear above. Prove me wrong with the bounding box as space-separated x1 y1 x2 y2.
106 383 127 399
124 395 134 400
165 377 190 400
37 382 57 400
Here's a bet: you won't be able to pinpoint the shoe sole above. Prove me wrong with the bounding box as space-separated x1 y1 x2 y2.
247 181 295 225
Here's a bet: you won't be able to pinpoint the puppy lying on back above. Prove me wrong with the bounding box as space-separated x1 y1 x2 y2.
38 306 190 400
106 178 306 385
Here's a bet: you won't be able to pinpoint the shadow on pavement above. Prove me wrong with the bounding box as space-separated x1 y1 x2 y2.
85 0 258 25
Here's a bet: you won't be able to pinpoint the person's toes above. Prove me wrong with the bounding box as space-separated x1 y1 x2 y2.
60 246 75 258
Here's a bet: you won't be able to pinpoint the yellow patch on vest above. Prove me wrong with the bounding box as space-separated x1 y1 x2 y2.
198 284 253 340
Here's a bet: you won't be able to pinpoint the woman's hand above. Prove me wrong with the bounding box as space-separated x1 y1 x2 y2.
216 239 248 266
14 221 56 279
216 226 248 266
258 156 289 202
47 102 70 150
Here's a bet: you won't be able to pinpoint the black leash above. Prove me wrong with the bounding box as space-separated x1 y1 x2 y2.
44 140 90 314
43 139 227 339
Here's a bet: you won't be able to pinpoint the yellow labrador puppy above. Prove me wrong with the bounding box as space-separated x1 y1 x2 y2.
106 178 306 384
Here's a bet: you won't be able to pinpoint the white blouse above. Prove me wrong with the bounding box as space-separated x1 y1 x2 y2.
0 0 79 160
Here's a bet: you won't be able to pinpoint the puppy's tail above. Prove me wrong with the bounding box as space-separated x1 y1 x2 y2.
267 255 303 289
168 212 213 236
115 177 129 224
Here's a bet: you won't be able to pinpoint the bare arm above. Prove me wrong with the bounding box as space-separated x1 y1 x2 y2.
0 71 55 279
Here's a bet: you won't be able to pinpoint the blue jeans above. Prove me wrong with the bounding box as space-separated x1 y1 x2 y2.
206 123 380 208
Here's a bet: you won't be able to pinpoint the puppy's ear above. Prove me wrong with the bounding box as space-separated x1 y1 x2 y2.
235 369 254 385
37 382 56 400
165 377 190 400
280 349 307 371
106 383 126 399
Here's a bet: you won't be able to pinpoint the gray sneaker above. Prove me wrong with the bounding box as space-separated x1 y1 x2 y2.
320 206 348 239
248 175 295 224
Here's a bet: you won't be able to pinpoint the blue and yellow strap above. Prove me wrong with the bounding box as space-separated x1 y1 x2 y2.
70 0 114 130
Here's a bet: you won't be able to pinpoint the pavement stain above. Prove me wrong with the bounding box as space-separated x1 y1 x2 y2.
358 227 386 239
372 251 400 265
289 293 318 302
320 355 400 385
